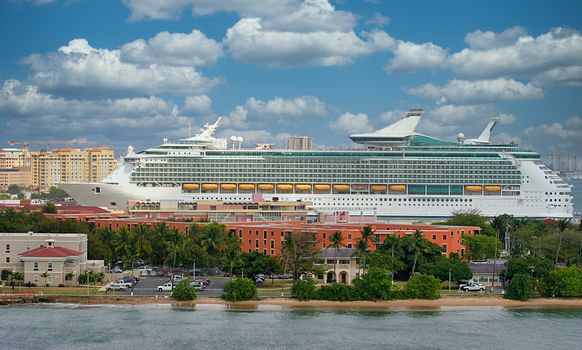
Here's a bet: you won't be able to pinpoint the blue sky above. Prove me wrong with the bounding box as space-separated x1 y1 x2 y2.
1 0 581 163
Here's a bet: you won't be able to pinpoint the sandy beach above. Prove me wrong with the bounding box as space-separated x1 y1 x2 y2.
3 294 582 310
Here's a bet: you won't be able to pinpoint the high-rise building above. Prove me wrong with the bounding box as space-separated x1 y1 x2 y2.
550 153 560 171
568 153 576 172
1 147 115 192
287 136 313 150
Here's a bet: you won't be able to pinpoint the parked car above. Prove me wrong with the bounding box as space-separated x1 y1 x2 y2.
190 281 206 291
173 275 184 283
194 279 211 286
157 282 174 292
460 282 487 292
107 282 128 291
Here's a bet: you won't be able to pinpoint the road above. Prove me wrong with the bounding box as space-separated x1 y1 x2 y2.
118 276 227 297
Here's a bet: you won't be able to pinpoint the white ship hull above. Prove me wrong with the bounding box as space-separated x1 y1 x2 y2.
60 160 573 219
59 112 574 219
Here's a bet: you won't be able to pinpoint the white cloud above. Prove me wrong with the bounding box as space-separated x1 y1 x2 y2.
120 30 223 66
365 12 389 27
533 64 582 87
245 96 327 117
464 26 528 50
262 0 356 33
225 18 393 67
427 104 495 125
524 116 582 139
385 41 448 73
328 112 374 134
122 0 298 21
450 27 582 79
221 96 328 129
0 79 188 151
405 78 543 104
182 95 212 115
23 39 221 99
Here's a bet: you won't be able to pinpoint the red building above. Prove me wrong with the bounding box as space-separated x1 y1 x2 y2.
89 218 479 258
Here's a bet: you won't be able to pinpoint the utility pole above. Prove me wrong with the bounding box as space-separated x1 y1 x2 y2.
448 267 451 291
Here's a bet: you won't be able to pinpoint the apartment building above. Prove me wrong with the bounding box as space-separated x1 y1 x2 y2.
0 147 115 192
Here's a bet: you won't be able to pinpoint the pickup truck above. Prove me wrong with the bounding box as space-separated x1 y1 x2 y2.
460 283 487 292
107 282 128 291
116 280 134 289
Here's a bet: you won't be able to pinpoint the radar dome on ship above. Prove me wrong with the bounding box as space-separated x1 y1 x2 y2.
457 133 465 142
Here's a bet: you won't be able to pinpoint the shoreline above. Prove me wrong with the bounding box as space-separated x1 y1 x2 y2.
2 294 582 310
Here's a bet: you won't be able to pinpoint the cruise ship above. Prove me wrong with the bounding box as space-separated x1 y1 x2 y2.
59 109 573 218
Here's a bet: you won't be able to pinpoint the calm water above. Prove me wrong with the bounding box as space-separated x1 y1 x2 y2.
1 304 581 350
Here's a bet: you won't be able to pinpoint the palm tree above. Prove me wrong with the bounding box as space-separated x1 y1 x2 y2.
555 218 572 265
410 230 425 276
354 238 369 277
65 272 75 288
329 231 344 283
360 225 375 244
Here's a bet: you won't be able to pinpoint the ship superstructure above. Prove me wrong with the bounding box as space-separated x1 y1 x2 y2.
60 109 574 218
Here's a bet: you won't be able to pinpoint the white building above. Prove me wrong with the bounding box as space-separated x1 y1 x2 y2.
0 232 103 286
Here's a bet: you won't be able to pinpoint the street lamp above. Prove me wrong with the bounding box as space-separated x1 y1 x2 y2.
193 258 196 281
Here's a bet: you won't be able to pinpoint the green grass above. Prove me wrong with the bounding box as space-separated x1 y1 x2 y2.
0 286 110 295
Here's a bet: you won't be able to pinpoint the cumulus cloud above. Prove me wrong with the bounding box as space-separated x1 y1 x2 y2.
120 30 223 66
222 96 328 129
0 79 188 151
182 95 212 115
329 112 374 134
122 0 296 21
225 18 393 67
245 96 327 117
524 116 582 139
427 104 495 125
464 26 528 50
365 12 389 27
261 0 356 33
405 78 543 104
22 39 221 99
532 64 582 87
450 27 582 79
385 41 448 73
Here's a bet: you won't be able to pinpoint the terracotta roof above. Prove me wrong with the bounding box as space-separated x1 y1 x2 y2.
19 246 82 258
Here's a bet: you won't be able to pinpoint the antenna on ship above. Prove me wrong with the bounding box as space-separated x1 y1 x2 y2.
189 119 191 138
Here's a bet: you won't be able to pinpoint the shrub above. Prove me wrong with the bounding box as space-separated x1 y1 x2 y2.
505 273 534 301
353 267 394 300
317 283 359 301
58 284 65 288
542 266 582 298
291 279 317 301
404 274 441 299
1 269 12 281
172 279 197 301
223 278 257 301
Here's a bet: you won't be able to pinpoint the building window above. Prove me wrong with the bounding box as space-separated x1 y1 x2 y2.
442 244 448 253
33 261 39 271
48 262 53 271
442 234 447 240
33 276 39 284
432 234 436 240
5 257 10 263
26 244 31 251
4 244 10 253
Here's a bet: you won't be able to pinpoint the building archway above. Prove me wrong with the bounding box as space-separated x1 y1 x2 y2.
339 271 348 284
326 271 335 284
